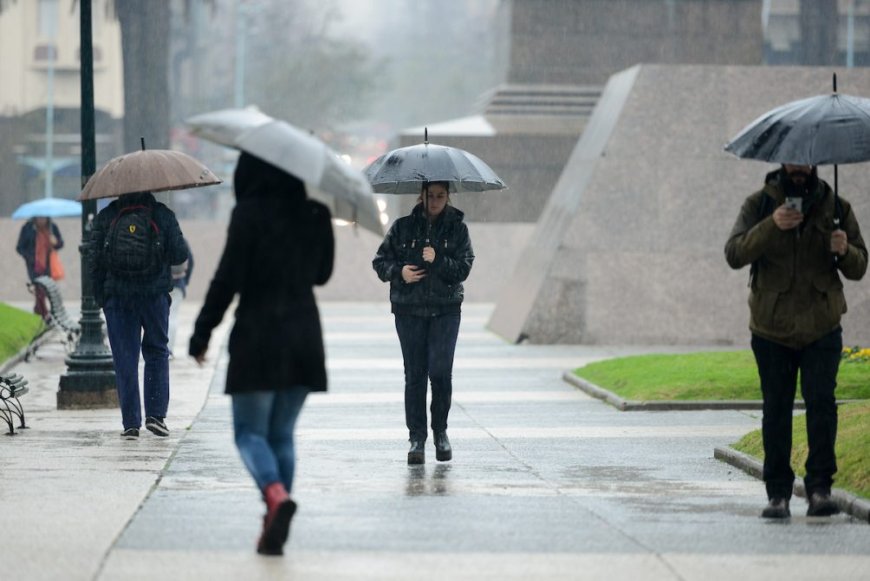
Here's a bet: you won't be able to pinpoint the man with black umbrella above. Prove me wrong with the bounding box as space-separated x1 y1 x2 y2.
725 163 867 519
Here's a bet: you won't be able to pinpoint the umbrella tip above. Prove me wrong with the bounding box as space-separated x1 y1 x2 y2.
140 136 146 151
833 72 838 93
424 127 428 145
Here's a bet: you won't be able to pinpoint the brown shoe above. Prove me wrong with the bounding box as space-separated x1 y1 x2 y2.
257 482 296 555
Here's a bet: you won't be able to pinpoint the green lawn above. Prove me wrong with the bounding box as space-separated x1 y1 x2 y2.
574 351 870 401
0 302 43 363
732 402 870 499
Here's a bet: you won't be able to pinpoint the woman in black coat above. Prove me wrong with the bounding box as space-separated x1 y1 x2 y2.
189 152 334 556
372 181 474 465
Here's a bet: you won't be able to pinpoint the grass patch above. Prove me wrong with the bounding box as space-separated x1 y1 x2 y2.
0 303 43 363
732 402 870 499
574 351 870 401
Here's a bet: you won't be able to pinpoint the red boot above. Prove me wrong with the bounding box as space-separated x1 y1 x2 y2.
257 482 297 556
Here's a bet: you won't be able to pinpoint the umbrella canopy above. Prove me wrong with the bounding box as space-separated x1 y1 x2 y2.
724 92 870 166
186 108 383 236
12 197 82 220
363 139 507 195
79 149 221 201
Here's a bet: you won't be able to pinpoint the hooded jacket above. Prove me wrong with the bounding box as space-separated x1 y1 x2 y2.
90 192 188 303
373 203 474 317
725 169 867 348
190 152 334 394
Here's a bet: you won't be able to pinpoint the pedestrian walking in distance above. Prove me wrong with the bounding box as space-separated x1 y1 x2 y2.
725 164 867 519
373 181 474 465
16 216 65 320
90 191 189 441
189 152 334 556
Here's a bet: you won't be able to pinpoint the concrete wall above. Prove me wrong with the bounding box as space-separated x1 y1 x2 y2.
0 218 533 306
489 64 870 346
509 0 763 85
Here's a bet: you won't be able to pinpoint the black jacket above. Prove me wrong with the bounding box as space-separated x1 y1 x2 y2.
89 192 188 304
190 152 334 394
373 204 474 317
16 219 64 280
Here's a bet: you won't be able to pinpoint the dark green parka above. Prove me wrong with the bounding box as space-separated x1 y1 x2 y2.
725 170 867 348
373 203 474 317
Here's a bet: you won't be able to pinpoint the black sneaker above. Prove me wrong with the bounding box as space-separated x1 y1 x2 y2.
807 492 840 517
121 428 139 440
408 440 425 465
761 497 790 519
434 431 452 462
145 416 169 437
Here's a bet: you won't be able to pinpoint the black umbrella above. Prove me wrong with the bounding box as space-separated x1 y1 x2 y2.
364 129 506 195
725 74 870 229
363 128 507 239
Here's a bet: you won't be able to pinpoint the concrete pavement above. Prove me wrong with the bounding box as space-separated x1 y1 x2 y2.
1 302 868 580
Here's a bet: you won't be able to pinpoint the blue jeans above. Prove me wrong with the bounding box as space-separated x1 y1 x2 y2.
394 314 461 442
103 294 171 430
232 388 310 492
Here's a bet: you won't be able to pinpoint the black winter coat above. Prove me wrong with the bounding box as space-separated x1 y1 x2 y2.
373 204 474 317
189 153 334 394
90 192 188 304
16 219 64 280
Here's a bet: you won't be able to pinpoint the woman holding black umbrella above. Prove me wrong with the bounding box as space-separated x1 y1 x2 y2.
372 181 475 464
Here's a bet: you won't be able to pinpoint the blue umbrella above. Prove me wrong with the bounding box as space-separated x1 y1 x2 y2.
12 197 82 220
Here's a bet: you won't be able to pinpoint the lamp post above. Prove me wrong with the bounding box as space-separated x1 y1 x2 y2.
57 0 117 409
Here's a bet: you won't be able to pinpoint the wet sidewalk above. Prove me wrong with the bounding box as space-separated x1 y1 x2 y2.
2 303 869 580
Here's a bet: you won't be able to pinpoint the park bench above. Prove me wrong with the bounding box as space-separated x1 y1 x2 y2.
25 275 81 361
0 373 29 435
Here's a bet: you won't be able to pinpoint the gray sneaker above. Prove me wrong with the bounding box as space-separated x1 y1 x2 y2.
145 416 169 437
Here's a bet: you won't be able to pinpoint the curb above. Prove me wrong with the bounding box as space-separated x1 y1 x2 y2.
563 372 862 411
0 328 59 376
562 372 783 411
714 445 870 524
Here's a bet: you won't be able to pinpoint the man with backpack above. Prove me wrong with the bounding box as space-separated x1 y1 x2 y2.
90 191 189 440
725 164 867 519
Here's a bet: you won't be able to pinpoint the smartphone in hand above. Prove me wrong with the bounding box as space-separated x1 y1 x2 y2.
784 197 802 212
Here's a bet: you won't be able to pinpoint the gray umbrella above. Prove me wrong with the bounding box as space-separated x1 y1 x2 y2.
364 130 506 194
724 75 870 230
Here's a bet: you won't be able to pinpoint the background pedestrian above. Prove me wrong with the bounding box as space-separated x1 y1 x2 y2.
372 181 474 464
16 216 64 320
90 191 188 440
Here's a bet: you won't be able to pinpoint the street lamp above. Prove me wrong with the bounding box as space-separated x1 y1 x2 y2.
57 0 117 409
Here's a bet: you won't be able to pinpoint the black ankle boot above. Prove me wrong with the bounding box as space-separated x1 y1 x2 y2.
434 431 452 462
408 440 425 465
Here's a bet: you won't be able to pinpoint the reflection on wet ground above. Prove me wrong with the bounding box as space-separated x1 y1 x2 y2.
405 463 453 497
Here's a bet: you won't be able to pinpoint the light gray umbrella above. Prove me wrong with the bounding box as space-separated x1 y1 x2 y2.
186 107 384 236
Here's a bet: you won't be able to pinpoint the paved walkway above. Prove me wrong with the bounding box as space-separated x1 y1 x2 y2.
2 302 868 580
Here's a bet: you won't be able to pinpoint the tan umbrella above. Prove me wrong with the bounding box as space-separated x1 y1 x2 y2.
79 149 221 200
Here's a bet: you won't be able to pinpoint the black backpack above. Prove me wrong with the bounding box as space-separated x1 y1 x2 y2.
104 204 163 279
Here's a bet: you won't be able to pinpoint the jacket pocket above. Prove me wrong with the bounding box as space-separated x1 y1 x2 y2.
749 289 779 329
813 274 847 320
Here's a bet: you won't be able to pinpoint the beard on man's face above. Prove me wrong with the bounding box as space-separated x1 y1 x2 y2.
783 167 818 197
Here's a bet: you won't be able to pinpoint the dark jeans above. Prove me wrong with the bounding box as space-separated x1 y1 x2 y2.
232 388 309 492
751 328 841 500
395 313 461 442
103 294 171 430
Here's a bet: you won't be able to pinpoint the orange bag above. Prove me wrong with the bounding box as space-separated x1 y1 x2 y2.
49 250 65 281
